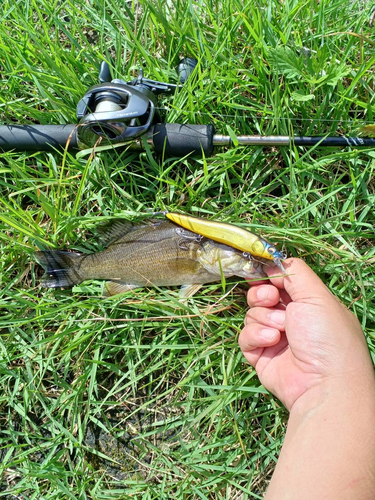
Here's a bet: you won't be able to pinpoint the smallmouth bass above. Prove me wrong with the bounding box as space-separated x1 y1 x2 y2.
35 220 265 296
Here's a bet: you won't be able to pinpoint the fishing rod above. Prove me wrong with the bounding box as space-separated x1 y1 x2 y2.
1 59 375 156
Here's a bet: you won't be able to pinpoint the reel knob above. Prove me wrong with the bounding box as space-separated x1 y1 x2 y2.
177 58 198 83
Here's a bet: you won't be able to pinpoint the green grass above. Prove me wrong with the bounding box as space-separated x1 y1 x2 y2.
1 0 375 497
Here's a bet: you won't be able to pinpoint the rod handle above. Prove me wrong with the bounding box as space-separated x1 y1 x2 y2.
0 124 78 152
151 123 215 156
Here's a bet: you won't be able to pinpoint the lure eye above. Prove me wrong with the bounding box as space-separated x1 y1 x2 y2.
267 247 275 255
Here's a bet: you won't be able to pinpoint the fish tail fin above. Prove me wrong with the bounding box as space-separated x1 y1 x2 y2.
35 251 84 288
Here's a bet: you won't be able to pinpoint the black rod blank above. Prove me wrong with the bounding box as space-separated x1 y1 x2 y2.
213 134 375 148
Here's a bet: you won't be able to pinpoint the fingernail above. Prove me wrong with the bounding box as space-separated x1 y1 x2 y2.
268 310 286 327
260 328 278 340
257 287 269 301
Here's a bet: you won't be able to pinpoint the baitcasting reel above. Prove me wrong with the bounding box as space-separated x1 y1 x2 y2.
76 58 197 148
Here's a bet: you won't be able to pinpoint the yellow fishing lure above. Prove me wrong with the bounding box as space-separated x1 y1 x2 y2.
166 212 286 272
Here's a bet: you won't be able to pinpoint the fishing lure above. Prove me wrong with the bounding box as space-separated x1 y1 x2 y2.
166 212 286 273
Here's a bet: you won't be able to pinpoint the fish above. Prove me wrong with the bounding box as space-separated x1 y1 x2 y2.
35 220 265 297
165 212 286 273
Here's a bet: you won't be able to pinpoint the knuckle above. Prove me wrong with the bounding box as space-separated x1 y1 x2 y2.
246 306 267 322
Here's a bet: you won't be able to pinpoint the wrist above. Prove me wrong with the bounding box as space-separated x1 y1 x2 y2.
265 371 375 500
290 367 375 420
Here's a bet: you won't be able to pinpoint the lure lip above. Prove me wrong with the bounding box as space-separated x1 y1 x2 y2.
272 253 287 273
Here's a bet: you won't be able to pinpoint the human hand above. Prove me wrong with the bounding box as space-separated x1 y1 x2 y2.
239 258 373 411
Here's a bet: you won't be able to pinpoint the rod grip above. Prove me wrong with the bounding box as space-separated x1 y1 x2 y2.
0 124 78 152
152 123 215 156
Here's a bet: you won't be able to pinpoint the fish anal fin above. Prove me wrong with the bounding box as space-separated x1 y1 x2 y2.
104 281 139 297
179 283 203 299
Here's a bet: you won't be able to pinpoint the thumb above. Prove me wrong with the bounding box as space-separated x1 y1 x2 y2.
265 258 333 304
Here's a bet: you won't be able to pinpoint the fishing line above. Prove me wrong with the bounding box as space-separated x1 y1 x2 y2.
151 105 374 127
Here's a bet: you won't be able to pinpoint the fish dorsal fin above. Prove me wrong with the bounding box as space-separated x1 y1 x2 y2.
96 220 137 247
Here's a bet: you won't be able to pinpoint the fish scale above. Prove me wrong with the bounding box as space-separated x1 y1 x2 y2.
80 232 206 285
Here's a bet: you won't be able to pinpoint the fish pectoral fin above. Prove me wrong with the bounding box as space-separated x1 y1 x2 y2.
179 283 203 299
103 281 139 297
